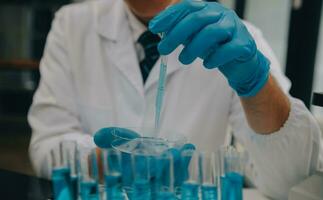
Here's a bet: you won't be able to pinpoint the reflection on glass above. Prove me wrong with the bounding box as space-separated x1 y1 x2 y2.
220 146 246 200
77 147 99 200
181 150 200 200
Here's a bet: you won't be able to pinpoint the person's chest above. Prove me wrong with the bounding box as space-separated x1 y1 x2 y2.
75 61 233 151
67 20 234 152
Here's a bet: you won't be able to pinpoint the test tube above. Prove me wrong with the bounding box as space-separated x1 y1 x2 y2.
219 146 245 200
62 140 78 200
200 151 219 200
102 149 124 200
155 32 168 129
77 147 100 200
131 150 151 200
50 141 74 200
155 152 176 200
181 150 200 200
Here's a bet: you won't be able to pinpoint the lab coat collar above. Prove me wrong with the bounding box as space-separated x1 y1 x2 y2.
95 0 144 96
95 0 124 41
95 0 182 94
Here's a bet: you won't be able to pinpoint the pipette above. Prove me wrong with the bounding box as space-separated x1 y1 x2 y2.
155 33 168 129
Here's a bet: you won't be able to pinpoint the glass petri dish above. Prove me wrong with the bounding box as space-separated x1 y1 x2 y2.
110 127 187 156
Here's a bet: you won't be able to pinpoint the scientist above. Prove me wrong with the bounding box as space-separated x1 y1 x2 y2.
28 0 322 199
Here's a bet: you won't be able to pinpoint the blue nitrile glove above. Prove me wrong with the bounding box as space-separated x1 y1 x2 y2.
94 127 195 189
149 0 270 97
94 127 140 187
94 127 140 148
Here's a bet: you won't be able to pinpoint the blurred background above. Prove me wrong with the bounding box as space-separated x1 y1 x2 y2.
0 0 322 176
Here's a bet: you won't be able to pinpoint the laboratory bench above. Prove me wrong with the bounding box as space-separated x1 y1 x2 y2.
0 169 52 200
0 169 271 200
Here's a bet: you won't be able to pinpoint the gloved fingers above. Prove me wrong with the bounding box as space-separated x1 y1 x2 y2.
179 16 235 64
113 127 141 139
157 8 223 55
149 0 207 34
93 127 140 148
203 37 253 69
94 127 116 148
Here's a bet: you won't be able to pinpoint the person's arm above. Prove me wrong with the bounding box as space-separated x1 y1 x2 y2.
240 75 290 134
229 90 322 199
147 0 299 136
28 7 94 178
227 22 322 199
148 1 322 199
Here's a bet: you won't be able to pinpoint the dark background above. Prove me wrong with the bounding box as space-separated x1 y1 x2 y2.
0 0 71 175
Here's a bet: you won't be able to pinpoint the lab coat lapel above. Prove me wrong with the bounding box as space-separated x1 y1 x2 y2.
96 0 144 97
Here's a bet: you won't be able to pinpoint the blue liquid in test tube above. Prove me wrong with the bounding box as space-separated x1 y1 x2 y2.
70 175 78 200
221 172 243 200
52 167 73 200
132 179 151 200
105 174 124 200
202 185 217 200
157 191 176 200
150 177 158 199
181 182 199 200
80 181 99 200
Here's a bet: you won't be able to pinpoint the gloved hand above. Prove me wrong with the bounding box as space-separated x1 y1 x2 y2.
94 127 140 187
94 127 140 148
94 127 195 188
149 0 270 97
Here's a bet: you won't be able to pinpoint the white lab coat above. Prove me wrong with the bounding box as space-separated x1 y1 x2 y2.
28 0 322 199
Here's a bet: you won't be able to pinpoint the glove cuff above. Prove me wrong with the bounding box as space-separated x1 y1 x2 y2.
229 51 270 97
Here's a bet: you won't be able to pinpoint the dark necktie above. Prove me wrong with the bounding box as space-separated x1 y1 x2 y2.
137 31 161 83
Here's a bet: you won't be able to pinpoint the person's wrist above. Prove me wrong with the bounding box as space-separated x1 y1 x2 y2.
229 50 270 97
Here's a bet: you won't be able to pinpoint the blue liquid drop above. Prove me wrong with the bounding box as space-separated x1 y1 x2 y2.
80 181 99 200
132 179 151 200
221 172 243 200
202 185 217 200
181 182 199 200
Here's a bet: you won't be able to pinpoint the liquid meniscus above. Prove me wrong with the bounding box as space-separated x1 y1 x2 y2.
181 182 200 200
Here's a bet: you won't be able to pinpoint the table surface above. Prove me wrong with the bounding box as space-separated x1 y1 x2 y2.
244 189 270 200
0 169 52 200
0 169 270 200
